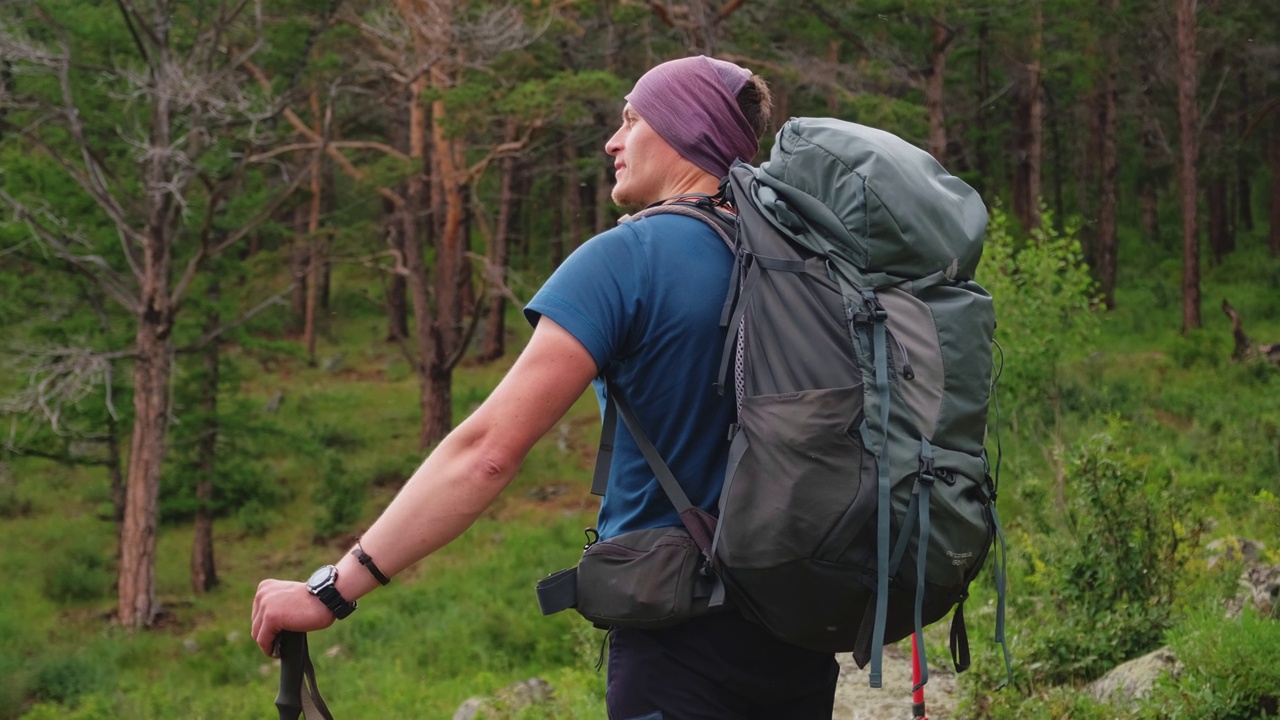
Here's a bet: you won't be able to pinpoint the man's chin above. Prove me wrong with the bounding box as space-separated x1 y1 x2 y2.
610 190 644 211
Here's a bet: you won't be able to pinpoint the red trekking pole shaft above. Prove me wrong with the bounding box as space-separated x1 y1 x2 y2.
912 634 928 719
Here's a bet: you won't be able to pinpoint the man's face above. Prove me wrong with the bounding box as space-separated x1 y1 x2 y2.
605 104 685 209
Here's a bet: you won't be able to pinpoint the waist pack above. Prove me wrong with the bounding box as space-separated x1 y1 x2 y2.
538 118 1010 690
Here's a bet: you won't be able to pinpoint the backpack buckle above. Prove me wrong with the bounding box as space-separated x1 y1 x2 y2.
918 455 937 486
864 294 888 322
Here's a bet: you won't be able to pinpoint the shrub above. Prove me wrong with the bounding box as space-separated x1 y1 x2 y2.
978 206 1100 430
29 653 113 707
1142 609 1280 720
42 537 113 603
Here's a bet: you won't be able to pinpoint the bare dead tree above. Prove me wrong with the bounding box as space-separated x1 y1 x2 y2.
0 0 318 628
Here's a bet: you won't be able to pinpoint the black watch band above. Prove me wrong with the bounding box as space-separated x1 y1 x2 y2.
352 541 391 586
306 565 357 620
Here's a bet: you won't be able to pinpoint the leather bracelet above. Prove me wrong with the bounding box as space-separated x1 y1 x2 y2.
351 540 391 585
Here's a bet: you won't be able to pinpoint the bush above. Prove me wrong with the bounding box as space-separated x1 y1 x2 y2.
42 537 113 603
977 206 1100 431
1142 609 1280 720
29 653 113 707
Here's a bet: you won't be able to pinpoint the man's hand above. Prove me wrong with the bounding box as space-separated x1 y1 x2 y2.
251 579 336 657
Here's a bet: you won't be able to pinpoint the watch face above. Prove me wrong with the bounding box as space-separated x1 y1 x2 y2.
307 565 335 591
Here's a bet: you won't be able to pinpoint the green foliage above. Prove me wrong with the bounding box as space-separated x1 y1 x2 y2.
28 650 115 708
309 425 365 539
1022 430 1201 684
1142 609 1280 720
978 206 1100 428
41 535 114 604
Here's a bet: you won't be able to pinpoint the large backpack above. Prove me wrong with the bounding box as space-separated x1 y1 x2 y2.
544 117 1010 689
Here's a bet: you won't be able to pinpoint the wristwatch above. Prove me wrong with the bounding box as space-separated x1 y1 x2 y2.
306 565 357 619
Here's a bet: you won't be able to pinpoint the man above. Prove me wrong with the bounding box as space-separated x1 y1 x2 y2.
251 56 839 720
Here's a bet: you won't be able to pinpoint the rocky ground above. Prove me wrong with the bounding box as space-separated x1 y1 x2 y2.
833 643 959 720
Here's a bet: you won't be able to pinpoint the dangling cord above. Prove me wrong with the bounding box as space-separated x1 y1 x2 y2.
595 627 615 672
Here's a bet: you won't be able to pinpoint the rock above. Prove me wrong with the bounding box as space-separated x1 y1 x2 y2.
1225 564 1280 619
453 677 554 720
264 390 285 413
226 630 242 644
182 638 200 654
1206 536 1265 570
1087 647 1181 705
324 644 345 659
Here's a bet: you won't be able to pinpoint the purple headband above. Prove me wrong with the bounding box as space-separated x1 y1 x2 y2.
625 56 759 178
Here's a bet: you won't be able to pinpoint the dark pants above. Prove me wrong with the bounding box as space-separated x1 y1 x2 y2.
605 611 840 720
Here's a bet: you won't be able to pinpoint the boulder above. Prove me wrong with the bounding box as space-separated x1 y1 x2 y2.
453 677 554 720
1087 647 1181 705
1225 564 1280 619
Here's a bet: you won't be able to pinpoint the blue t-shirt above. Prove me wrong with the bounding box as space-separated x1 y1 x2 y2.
524 213 735 539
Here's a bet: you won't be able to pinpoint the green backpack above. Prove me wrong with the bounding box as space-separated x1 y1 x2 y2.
703 118 1010 687
539 117 1010 689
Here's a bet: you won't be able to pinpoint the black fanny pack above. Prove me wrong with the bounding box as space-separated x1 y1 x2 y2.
536 523 720 629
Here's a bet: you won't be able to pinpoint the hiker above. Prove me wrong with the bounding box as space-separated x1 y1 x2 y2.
251 55 841 718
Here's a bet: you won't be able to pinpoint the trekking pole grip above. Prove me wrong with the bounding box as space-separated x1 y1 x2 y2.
274 631 307 720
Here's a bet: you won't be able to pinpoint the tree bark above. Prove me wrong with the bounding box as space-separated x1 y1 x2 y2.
479 124 519 363
304 159 323 365
1237 70 1253 232
1012 0 1043 231
1270 117 1280 257
118 239 174 628
926 11 947 164
974 20 991 197
1175 0 1201 332
1096 0 1120 309
1205 49 1232 263
191 276 219 594
566 138 583 255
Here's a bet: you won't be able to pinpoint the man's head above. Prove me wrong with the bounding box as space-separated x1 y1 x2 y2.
606 56 772 209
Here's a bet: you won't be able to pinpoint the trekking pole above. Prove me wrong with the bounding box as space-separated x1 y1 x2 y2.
275 631 334 720
911 634 928 720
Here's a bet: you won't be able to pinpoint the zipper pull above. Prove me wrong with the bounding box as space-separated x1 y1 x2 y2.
582 528 600 550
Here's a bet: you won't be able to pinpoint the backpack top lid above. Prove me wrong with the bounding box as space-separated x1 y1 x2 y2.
755 117 988 287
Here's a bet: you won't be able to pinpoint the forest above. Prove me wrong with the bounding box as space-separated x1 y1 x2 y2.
1 0 1278 718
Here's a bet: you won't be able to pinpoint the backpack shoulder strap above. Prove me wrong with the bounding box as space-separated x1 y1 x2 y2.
624 201 737 251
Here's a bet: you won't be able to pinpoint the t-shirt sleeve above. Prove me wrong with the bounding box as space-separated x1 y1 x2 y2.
523 223 649 372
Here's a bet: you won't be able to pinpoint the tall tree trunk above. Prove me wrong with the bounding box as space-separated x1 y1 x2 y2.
974 20 991 197
566 138 582 254
421 58 468 447
384 199 409 340
304 162 323 366
1205 50 1232 263
401 70 439 451
1175 0 1201 332
1237 70 1253 232
118 242 174 628
118 29 179 625
1270 118 1280 257
595 151 611 235
1012 0 1043 230
827 40 841 116
191 276 219 594
1096 0 1120 309
927 11 947 164
291 203 309 331
479 125 519 363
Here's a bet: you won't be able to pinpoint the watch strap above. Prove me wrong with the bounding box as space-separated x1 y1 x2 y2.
351 541 391 586
315 585 356 619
